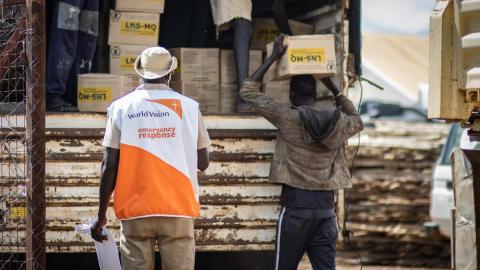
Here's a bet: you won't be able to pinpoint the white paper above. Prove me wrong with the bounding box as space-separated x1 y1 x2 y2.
75 219 122 270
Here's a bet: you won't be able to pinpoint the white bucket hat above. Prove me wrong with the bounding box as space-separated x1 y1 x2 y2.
134 47 178 80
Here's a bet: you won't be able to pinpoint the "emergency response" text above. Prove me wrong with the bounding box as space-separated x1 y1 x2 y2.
138 127 176 139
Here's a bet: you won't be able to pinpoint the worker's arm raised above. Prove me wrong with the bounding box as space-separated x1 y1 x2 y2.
239 79 295 128
249 34 287 82
319 80 364 149
240 35 295 126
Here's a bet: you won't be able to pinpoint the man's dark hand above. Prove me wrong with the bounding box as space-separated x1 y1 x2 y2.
321 77 340 97
249 34 288 81
91 215 108 243
271 34 288 60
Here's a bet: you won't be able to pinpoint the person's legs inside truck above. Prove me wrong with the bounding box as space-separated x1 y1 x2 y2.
211 0 253 112
232 18 253 112
46 0 98 112
65 0 99 107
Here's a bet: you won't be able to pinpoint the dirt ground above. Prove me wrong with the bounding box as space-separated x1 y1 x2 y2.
336 267 447 270
299 263 447 270
297 258 448 270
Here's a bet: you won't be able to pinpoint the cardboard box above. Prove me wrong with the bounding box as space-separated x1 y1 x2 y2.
116 0 165 13
251 18 313 50
109 44 149 74
220 50 263 84
170 81 220 114
170 48 220 83
266 35 336 80
263 58 337 101
78 74 140 112
108 10 160 46
220 84 238 113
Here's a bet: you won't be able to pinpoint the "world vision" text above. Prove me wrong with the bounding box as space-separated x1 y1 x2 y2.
128 111 170 119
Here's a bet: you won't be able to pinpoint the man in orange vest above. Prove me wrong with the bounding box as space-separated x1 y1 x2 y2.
91 47 211 270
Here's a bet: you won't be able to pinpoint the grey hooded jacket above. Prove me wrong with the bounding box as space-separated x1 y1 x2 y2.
239 79 364 190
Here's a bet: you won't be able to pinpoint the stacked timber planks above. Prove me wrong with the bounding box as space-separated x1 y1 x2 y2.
339 121 451 268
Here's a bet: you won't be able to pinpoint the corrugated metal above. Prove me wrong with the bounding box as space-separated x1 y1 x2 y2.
1 114 281 252
0 114 449 254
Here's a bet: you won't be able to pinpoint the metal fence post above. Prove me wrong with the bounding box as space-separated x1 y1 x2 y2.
25 0 46 269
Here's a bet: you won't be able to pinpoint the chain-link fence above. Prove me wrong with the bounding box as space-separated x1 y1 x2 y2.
1 1 28 268
1 0 45 269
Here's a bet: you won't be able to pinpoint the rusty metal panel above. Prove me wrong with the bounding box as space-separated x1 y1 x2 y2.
0 114 450 254
1 114 282 252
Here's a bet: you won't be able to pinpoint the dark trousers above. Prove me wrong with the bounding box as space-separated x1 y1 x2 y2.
160 0 216 48
46 0 98 105
274 207 338 270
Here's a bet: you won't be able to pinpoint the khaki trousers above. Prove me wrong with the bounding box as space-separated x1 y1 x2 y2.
120 217 195 270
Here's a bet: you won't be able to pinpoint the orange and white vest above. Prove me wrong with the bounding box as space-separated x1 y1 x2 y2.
108 84 200 220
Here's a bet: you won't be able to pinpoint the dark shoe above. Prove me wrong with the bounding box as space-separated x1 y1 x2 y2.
47 97 78 112
51 104 79 112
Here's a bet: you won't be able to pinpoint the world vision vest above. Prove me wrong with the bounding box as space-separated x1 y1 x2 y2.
108 85 200 220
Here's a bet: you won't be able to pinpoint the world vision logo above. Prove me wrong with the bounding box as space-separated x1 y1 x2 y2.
288 48 326 64
149 99 183 119
121 20 157 36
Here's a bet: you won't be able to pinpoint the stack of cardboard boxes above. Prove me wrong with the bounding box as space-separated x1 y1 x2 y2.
77 14 335 113
169 48 221 114
219 50 263 113
78 0 164 112
108 0 163 69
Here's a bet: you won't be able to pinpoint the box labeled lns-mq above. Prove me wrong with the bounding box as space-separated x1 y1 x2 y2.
109 44 149 74
267 35 336 80
78 73 140 112
108 10 160 46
